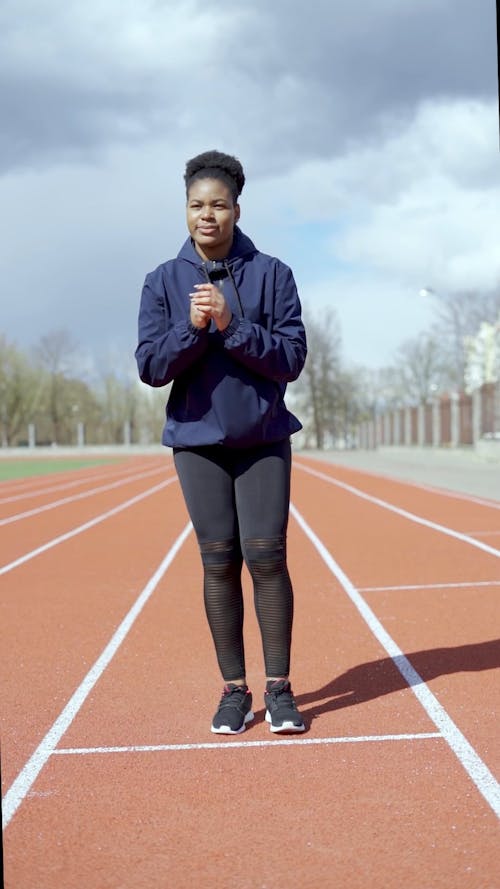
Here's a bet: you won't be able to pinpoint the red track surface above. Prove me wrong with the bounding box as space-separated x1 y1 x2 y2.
1 454 499 888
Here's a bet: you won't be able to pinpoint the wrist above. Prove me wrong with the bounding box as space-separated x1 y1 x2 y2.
220 315 240 340
215 308 233 332
187 320 208 335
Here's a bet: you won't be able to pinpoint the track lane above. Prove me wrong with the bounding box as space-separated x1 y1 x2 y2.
7 739 497 889
0 456 169 505
289 467 500 788
2 456 499 888
0 463 170 521
0 480 189 789
4 514 498 889
294 458 500 531
0 473 178 566
0 456 145 495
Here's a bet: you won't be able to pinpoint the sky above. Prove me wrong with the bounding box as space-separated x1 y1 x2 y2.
1 0 499 378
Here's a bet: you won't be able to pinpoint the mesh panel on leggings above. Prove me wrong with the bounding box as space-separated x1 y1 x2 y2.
243 536 293 678
199 539 245 682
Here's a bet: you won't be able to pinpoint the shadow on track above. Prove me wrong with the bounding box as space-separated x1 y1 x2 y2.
295 638 500 728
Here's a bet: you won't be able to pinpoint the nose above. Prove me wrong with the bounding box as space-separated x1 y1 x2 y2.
200 205 215 220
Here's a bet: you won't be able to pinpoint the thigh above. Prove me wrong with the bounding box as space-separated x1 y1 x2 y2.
173 447 238 543
234 439 291 541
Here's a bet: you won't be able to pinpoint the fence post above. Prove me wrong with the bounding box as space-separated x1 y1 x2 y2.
28 423 36 448
472 388 482 445
450 392 459 447
393 410 401 445
77 422 85 447
404 407 411 445
123 420 131 445
417 404 425 446
367 419 376 449
383 413 391 445
432 399 441 447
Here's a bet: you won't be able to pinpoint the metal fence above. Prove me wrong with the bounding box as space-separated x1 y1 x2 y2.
357 382 500 450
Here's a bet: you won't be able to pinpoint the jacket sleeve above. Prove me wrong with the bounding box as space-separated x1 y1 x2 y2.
220 263 307 382
135 272 209 387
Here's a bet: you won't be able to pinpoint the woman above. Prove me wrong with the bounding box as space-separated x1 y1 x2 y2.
136 150 307 734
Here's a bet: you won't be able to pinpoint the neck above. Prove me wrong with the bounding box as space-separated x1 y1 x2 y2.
193 241 233 262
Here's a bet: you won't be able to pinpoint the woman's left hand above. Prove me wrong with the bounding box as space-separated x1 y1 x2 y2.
189 283 232 331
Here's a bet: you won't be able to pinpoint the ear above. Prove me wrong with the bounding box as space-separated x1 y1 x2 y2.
234 203 241 223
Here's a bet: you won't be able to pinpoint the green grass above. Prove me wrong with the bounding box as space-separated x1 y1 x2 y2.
0 458 120 481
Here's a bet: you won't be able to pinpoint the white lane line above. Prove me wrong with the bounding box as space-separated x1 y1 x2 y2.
0 466 170 526
53 733 442 755
0 464 167 505
1 520 193 830
295 459 500 510
0 477 177 577
294 462 500 560
359 580 500 593
0 469 113 503
290 502 500 818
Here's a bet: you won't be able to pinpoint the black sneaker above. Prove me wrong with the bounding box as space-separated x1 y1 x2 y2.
264 679 305 733
211 684 254 734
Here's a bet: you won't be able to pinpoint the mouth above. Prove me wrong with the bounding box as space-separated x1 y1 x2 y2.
197 226 218 235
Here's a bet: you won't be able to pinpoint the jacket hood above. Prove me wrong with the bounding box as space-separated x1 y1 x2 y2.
176 226 258 269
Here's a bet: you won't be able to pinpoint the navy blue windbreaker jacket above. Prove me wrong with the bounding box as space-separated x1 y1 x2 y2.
135 227 307 448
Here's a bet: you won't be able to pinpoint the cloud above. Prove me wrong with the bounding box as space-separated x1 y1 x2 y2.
242 96 500 365
1 1 498 371
0 0 251 171
0 0 496 174
328 99 500 293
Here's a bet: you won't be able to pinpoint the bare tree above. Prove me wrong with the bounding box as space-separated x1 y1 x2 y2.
392 334 447 404
35 329 79 443
290 310 342 449
330 367 369 447
135 383 171 444
426 287 500 389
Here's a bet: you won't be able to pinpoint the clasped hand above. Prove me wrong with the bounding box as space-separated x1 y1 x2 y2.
189 283 232 331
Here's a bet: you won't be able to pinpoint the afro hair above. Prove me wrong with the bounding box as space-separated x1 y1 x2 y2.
184 150 245 203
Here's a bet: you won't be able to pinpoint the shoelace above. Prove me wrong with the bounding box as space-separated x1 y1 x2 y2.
219 686 247 709
266 686 297 710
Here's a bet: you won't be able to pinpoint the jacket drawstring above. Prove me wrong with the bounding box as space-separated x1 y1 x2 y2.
203 261 244 319
224 262 245 319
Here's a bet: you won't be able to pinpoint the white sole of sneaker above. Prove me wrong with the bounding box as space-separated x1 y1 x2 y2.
211 711 254 735
265 711 305 733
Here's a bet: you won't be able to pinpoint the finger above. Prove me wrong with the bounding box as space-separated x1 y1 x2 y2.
191 284 214 294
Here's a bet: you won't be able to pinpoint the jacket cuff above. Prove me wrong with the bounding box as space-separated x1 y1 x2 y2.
220 315 240 340
187 321 208 336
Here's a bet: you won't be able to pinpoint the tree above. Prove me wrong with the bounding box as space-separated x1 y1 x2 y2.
330 367 370 447
0 336 42 446
35 329 79 443
427 287 500 389
392 333 447 404
290 310 342 449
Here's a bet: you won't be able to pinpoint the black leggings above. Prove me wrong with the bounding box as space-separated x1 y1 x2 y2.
173 438 294 682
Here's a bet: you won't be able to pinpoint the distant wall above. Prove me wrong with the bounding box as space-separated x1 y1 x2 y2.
357 382 500 451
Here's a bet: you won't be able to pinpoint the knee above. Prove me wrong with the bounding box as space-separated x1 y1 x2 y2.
199 538 242 568
243 536 287 576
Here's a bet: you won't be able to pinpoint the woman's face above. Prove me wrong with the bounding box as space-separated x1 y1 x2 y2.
186 178 240 260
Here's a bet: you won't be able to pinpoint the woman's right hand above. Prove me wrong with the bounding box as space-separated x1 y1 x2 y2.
190 298 210 329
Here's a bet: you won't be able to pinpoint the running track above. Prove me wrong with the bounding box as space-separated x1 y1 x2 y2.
1 453 499 888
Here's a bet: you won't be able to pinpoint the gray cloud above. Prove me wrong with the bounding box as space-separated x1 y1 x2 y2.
0 0 496 175
1 0 498 371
